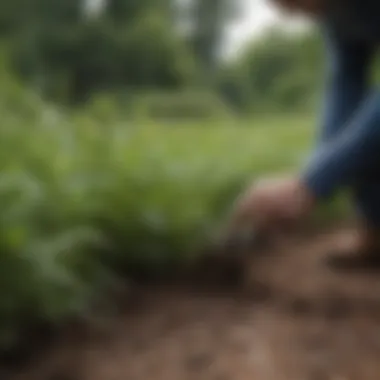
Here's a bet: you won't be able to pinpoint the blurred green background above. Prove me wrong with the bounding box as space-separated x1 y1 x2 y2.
0 0 352 350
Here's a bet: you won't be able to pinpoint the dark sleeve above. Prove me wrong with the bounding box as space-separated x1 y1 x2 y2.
316 27 373 142
301 29 376 199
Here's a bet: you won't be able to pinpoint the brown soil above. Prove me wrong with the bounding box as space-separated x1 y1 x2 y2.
8 228 380 380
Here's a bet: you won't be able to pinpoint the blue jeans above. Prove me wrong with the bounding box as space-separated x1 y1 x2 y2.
302 29 380 227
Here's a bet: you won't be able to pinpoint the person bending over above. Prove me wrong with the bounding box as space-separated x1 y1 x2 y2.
234 0 380 269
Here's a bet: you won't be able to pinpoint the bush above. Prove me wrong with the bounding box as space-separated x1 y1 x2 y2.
0 109 110 349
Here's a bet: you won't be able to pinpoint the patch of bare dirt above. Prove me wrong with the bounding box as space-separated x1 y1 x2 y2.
8 228 380 380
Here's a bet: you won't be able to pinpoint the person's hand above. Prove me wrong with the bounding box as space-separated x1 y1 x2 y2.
231 175 316 234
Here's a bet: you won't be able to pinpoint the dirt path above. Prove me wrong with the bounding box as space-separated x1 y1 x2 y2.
10 229 380 380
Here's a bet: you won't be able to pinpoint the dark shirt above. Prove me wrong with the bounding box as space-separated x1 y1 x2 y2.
324 0 380 42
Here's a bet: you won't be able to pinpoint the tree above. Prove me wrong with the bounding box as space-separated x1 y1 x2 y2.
4 0 198 104
188 0 241 82
219 27 324 113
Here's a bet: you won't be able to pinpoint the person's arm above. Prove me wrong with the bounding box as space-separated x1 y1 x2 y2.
303 91 380 198
302 30 376 199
